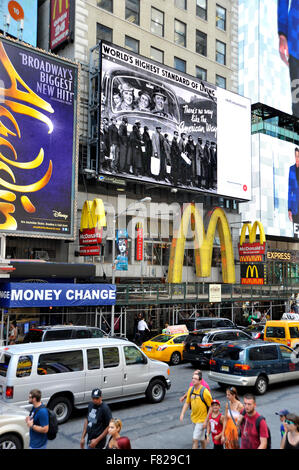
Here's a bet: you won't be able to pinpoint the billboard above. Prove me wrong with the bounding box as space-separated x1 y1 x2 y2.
0 37 78 238
50 0 74 51
100 42 251 201
0 0 37 46
239 0 299 117
241 133 299 238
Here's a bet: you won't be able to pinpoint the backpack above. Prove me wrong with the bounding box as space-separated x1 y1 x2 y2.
241 410 271 449
47 408 59 441
189 386 209 411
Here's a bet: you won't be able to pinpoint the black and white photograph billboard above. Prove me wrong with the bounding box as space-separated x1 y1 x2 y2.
99 42 251 201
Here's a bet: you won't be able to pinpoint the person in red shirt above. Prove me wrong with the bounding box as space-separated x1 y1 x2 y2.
206 399 224 449
239 394 268 449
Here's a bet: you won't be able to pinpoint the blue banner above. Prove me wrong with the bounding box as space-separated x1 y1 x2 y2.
0 283 116 308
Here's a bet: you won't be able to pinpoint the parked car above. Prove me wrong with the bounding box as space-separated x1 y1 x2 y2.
244 323 265 340
141 333 189 365
180 317 238 333
0 402 29 449
264 320 299 349
183 328 252 367
23 325 107 343
209 340 299 395
0 338 171 423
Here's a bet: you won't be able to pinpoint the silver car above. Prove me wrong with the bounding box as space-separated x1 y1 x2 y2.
0 402 29 449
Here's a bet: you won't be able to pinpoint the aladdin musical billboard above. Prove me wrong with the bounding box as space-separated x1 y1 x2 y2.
99 42 251 201
0 37 78 238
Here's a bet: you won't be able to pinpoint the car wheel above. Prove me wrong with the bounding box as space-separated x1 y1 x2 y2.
146 379 166 403
48 396 72 424
0 433 22 449
170 351 181 366
254 375 268 395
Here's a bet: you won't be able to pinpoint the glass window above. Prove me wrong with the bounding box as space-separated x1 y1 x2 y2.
174 56 186 72
266 326 286 339
16 355 33 378
263 345 279 361
290 327 299 338
216 40 226 65
279 345 293 360
124 346 146 365
90 328 104 338
150 46 164 64
196 66 207 81
249 346 264 361
216 74 226 89
213 346 244 361
87 349 101 370
173 335 187 344
196 30 207 56
216 4 226 30
196 0 207 20
102 347 120 368
97 0 113 12
96 23 113 43
125 0 140 25
125 35 139 53
174 19 187 47
175 0 187 9
74 329 90 339
44 329 72 341
37 351 83 375
0 354 11 377
151 7 164 37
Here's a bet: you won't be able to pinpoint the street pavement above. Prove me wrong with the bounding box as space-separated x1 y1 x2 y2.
47 361 299 450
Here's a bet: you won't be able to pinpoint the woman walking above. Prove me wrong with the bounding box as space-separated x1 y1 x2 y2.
105 418 131 449
221 387 244 449
280 413 299 449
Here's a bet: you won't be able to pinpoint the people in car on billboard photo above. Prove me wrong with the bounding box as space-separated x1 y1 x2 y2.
99 44 217 192
288 147 299 233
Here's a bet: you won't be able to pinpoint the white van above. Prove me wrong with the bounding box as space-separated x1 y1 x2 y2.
0 338 171 424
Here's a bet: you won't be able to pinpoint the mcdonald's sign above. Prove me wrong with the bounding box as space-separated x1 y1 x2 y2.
240 264 265 285
238 220 266 284
79 199 106 256
168 205 235 284
50 0 74 51
238 221 266 257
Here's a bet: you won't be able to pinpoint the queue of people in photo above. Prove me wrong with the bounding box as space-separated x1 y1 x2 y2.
99 114 217 190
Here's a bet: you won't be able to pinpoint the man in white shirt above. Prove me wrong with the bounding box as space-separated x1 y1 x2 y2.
137 316 150 345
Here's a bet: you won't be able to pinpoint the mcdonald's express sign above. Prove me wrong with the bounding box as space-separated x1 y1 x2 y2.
50 0 74 51
240 264 266 285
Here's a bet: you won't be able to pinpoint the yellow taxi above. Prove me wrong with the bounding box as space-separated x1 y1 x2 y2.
141 332 188 365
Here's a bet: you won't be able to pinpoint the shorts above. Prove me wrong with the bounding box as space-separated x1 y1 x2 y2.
193 422 206 441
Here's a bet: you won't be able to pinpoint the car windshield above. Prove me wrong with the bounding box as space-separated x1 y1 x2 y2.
184 332 207 343
111 75 180 122
150 335 173 343
213 345 245 361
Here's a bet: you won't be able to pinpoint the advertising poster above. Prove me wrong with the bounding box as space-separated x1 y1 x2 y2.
116 228 128 271
0 37 78 238
50 0 74 51
0 0 37 46
99 42 251 201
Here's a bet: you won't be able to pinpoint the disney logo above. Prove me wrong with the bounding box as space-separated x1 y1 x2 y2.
53 210 68 220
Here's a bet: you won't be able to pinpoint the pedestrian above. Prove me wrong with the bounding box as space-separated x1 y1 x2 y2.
179 369 211 403
221 386 244 449
9 321 18 345
162 323 169 334
280 413 299 449
137 315 150 345
275 408 289 441
239 393 269 449
80 388 112 449
104 418 132 449
25 389 49 449
179 370 212 449
206 399 224 450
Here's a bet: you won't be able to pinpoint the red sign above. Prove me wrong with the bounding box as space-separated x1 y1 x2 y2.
136 227 143 261
79 245 101 257
241 278 264 285
79 228 102 246
50 0 71 50
238 242 266 257
8 1 24 20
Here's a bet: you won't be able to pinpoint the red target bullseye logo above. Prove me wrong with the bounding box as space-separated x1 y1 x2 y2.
8 1 24 21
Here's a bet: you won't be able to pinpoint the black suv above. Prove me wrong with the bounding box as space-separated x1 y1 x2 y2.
23 325 107 343
183 328 252 367
181 317 237 332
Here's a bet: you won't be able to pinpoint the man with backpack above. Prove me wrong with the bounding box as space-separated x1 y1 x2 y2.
26 389 49 449
239 394 270 449
180 370 212 449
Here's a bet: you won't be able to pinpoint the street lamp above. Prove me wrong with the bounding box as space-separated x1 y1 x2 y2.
110 197 151 336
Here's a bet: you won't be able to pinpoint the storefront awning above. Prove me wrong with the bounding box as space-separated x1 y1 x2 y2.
0 282 116 308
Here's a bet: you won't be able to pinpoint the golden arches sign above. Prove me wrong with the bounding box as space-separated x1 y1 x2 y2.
80 198 106 230
168 204 235 284
239 221 266 246
246 265 259 278
52 0 69 20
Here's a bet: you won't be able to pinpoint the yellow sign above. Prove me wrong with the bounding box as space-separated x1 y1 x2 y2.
246 265 259 278
53 0 69 20
80 198 106 230
239 221 266 246
168 205 235 284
